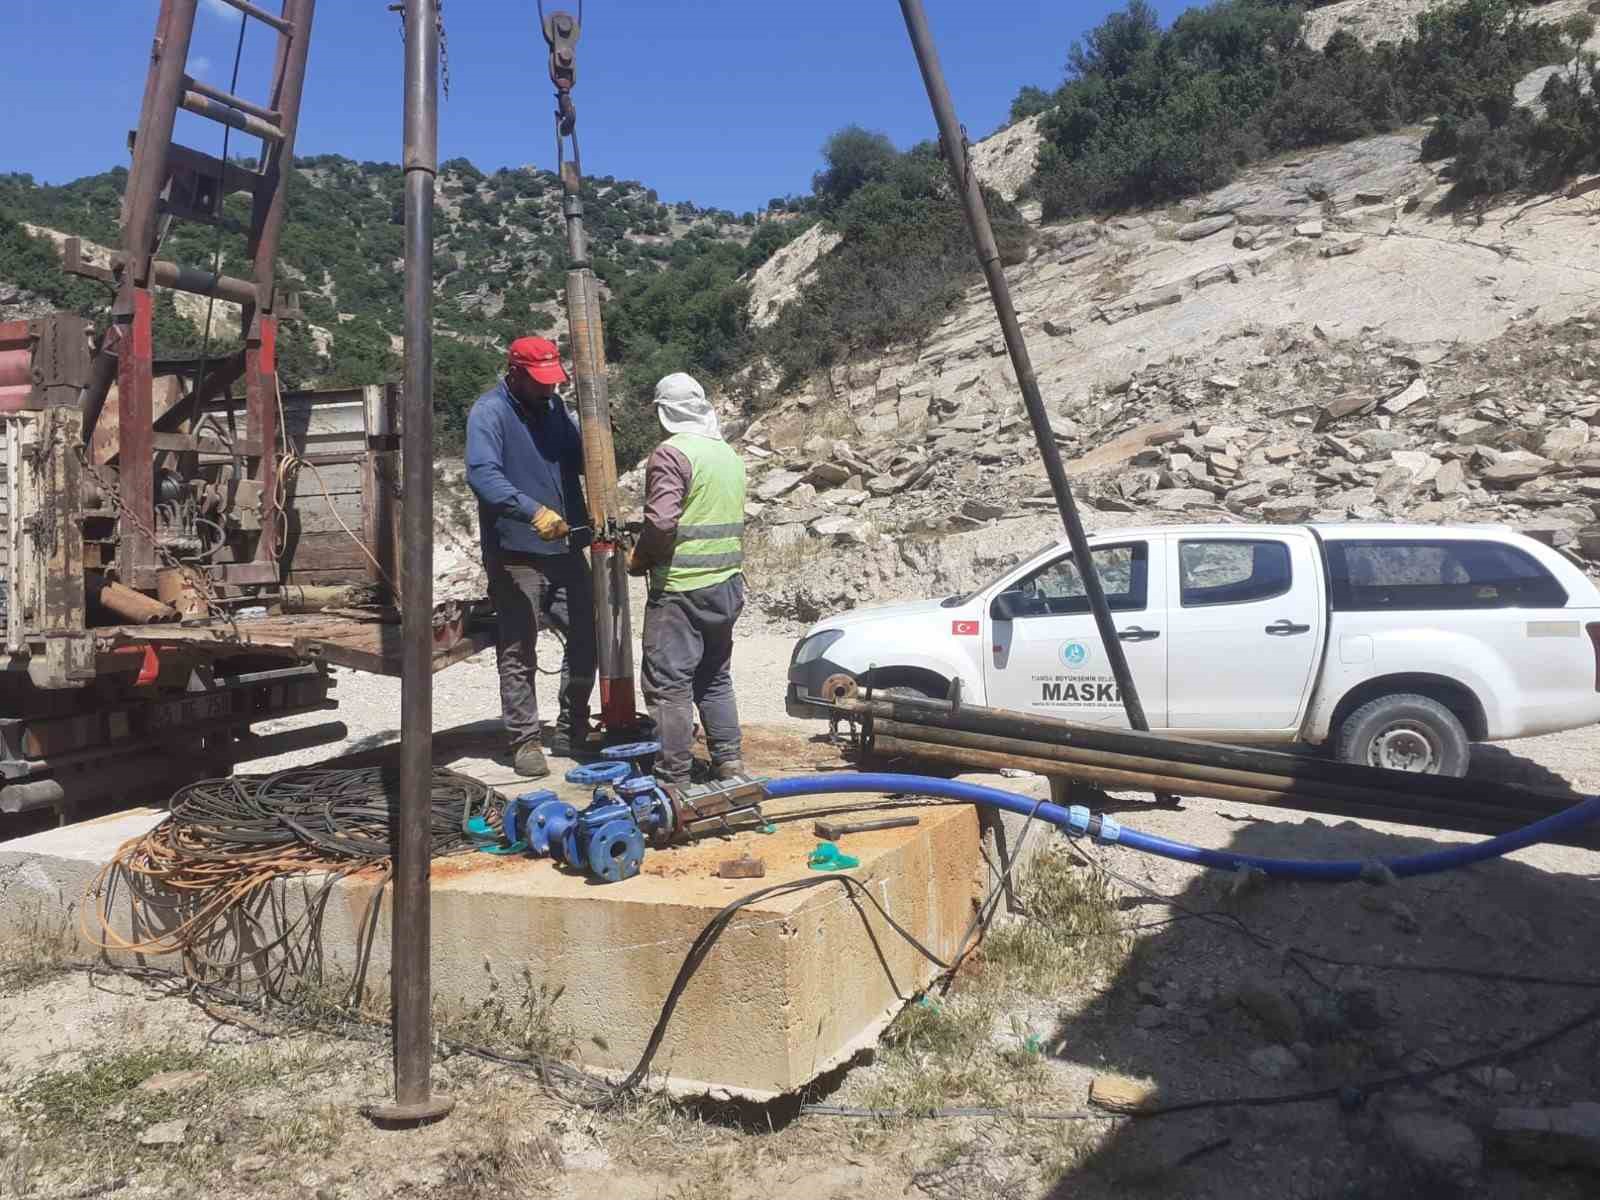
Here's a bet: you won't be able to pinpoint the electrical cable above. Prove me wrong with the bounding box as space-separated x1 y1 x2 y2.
616 872 955 1094
82 766 493 1007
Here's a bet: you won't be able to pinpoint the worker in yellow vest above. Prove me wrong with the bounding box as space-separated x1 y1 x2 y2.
627 373 747 784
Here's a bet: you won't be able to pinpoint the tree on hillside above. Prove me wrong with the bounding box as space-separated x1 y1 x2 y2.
812 126 900 211
1068 0 1160 81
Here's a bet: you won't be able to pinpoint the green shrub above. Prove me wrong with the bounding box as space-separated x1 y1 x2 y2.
1439 15 1599 200
1025 0 1569 219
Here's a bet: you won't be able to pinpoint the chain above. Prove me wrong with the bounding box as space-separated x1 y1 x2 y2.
391 1 449 99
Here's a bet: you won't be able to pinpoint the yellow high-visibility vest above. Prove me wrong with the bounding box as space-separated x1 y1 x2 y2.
654 433 746 593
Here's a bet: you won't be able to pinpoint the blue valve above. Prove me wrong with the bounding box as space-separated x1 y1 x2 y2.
565 760 631 787
601 741 662 762
586 819 646 884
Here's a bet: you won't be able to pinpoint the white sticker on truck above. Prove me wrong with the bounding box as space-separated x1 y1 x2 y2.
1526 621 1581 638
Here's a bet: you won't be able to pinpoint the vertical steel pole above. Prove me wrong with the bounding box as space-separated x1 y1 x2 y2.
369 0 451 1126
895 0 1152 735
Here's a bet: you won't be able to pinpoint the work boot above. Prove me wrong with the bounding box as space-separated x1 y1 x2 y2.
545 727 579 759
714 759 748 781
513 740 550 779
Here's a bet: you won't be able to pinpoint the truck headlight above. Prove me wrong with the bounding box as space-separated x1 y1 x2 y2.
794 629 846 666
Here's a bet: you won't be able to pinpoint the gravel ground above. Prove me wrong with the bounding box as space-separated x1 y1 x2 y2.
10 626 1600 1198
246 625 801 774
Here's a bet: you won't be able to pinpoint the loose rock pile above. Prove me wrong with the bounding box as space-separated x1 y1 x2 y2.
711 308 1600 626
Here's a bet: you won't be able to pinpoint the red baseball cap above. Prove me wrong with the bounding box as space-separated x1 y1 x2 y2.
507 336 568 386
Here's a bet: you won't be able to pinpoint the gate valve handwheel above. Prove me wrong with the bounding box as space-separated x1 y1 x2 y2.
601 741 661 763
565 761 630 787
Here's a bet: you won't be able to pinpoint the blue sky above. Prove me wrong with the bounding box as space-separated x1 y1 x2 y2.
3 1 1190 213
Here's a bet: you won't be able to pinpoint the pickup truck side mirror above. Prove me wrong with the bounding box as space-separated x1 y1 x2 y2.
990 591 1022 621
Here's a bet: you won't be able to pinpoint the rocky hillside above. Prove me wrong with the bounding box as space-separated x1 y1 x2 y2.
719 1 1600 628
0 156 774 440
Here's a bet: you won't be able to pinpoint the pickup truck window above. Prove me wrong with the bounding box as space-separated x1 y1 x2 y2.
1325 539 1569 610
1179 540 1292 607
1008 543 1147 617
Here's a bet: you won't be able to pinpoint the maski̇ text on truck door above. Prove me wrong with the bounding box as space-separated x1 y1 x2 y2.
984 538 1168 726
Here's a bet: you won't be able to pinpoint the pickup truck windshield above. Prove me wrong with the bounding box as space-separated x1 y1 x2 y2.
1002 543 1147 617
1325 539 1569 610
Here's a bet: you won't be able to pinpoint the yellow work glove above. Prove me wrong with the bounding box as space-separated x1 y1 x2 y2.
531 505 570 542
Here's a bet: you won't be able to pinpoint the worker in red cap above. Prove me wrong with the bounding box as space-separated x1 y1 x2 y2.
466 335 595 778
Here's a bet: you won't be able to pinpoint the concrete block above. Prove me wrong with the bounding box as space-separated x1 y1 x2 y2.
1 789 986 1101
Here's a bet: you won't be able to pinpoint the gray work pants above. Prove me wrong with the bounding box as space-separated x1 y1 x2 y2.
486 549 596 749
641 574 745 783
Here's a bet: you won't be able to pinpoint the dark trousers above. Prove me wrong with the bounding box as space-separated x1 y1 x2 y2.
641 574 745 783
486 549 596 749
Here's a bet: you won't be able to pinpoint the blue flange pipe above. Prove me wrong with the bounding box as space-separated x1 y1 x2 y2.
763 773 1600 882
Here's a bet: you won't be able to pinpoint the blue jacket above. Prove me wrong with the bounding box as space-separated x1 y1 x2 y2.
465 380 592 558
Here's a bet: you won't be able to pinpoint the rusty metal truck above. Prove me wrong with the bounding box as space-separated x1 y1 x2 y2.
0 317 490 827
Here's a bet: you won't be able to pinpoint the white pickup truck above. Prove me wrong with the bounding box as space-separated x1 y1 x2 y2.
786 524 1600 776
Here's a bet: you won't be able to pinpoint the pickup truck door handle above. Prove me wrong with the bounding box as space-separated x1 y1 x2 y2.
1118 626 1160 642
1264 620 1311 636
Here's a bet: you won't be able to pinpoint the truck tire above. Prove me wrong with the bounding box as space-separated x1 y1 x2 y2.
1337 694 1470 777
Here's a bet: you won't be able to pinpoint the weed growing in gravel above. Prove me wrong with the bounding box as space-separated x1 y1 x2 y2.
0 903 77 994
858 845 1127 1117
435 964 575 1061
983 845 1128 994
15 1045 206 1129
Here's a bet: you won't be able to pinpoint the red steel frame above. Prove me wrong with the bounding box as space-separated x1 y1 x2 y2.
75 0 314 590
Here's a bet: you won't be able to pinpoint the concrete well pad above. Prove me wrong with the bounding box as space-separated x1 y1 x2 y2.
0 739 1001 1098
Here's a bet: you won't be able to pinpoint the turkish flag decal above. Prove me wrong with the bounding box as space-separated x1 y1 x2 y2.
952 620 979 636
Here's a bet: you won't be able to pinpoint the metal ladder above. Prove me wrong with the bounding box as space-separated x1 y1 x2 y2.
70 0 317 589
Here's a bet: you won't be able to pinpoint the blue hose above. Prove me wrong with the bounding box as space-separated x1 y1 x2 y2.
763 772 1600 882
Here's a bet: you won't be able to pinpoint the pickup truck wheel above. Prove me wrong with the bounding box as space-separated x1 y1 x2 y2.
1337 694 1470 777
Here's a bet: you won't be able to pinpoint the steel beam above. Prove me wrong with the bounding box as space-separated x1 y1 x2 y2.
895 0 1153 736
249 0 316 314
115 289 156 580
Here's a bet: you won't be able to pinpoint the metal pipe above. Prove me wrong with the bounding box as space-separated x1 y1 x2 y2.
895 0 1151 734
149 259 260 306
6 419 20 654
180 91 285 143
840 691 1560 809
373 0 452 1128
78 329 121 441
90 576 180 624
542 11 636 731
0 349 29 389
868 735 1553 844
0 752 206 816
182 74 282 123
872 720 1562 831
210 0 293 34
